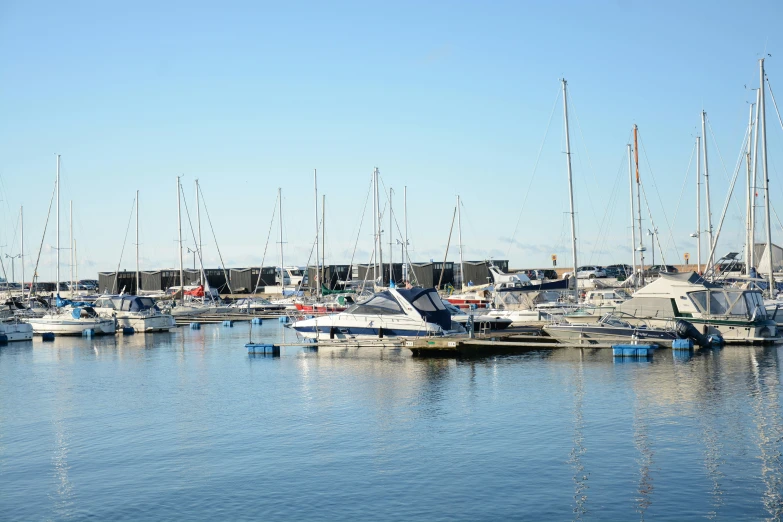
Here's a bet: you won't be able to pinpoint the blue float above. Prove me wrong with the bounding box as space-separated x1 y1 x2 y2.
251 317 263 325
41 332 55 342
278 316 289 323
672 338 694 350
122 327 135 335
612 344 657 357
190 322 201 330
82 329 95 338
246 343 280 356
222 320 234 327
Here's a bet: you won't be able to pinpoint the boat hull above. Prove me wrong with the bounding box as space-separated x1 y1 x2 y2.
115 315 176 332
0 322 33 342
544 324 676 346
27 317 116 335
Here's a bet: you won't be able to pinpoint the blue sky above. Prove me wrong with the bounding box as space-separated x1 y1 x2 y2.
1 0 782 281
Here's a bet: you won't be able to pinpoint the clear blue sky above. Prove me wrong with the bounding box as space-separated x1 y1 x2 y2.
1 0 782 281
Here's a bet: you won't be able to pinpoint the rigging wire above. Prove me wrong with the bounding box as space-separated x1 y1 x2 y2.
567 88 604 233
505 85 562 258
377 175 420 284
112 196 136 293
586 146 628 265
637 130 682 262
252 192 279 294
196 183 233 294
661 140 697 257
30 183 57 295
346 175 374 284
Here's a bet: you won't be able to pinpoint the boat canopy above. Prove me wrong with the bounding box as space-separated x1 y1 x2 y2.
396 288 452 331
95 295 159 312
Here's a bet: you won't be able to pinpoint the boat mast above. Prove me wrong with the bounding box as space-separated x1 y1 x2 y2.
759 58 775 294
750 89 762 273
177 176 184 306
696 136 701 273
377 168 383 285
136 189 140 294
56 154 60 294
322 193 326 291
634 126 645 284
69 200 73 295
404 186 408 283
389 188 394 286
314 169 319 296
562 79 579 302
372 168 378 283
196 179 202 286
745 102 755 275
279 187 284 291
20 206 24 300
457 194 464 290
627 144 637 285
701 111 715 271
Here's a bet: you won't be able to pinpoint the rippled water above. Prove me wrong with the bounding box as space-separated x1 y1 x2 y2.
2 322 783 521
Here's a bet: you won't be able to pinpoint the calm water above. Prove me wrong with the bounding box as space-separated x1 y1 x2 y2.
1 322 783 521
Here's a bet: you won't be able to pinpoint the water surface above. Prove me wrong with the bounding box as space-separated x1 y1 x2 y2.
1 322 782 520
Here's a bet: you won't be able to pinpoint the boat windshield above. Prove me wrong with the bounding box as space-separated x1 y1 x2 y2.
600 315 632 328
688 290 766 319
345 291 403 315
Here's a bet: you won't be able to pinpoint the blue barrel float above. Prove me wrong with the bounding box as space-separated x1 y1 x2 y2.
246 343 280 356
612 344 657 358
82 329 95 338
222 320 234 327
190 322 201 330
251 317 263 325
122 327 135 335
278 316 289 323
41 332 55 342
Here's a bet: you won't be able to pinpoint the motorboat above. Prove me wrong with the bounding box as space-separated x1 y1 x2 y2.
228 297 285 312
0 318 33 342
443 302 512 331
27 306 116 336
543 314 678 346
616 272 780 343
444 288 491 310
289 287 463 340
92 295 176 332
294 294 357 315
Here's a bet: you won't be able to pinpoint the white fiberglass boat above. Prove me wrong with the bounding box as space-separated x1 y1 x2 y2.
0 319 33 342
228 297 285 312
27 306 116 336
92 295 176 332
289 287 463 340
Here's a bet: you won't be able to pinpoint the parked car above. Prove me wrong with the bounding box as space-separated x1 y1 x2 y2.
642 265 679 277
524 269 559 281
79 279 98 290
604 264 633 279
562 266 607 279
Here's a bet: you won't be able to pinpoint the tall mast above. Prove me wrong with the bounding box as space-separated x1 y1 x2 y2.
634 126 645 284
760 58 775 294
372 168 378 283
696 136 702 273
377 168 383 285
56 154 60 293
69 200 73 295
562 79 579 302
389 188 394 286
314 169 319 296
745 102 755 275
322 193 326 291
404 186 408 283
750 89 762 273
196 179 202 285
701 111 715 271
74 240 77 291
279 187 284 290
136 189 140 294
20 206 24 300
177 176 184 306
627 144 637 285
457 194 464 289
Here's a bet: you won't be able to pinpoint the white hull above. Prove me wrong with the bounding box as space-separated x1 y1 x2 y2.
0 322 33 342
27 317 116 335
115 314 176 332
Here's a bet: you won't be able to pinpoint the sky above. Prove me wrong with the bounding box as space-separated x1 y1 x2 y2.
1 0 783 282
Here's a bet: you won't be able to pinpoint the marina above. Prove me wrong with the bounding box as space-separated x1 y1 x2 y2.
5 2 783 519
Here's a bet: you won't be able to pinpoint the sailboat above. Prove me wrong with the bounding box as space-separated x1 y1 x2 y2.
27 155 116 336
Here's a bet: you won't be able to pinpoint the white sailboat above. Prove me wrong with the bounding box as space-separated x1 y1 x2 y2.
26 155 116 336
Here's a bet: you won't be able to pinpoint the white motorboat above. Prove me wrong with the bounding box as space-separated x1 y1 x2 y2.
442 302 512 331
617 272 780 343
92 295 176 332
0 319 33 342
228 297 285 312
27 306 116 336
289 287 463 340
